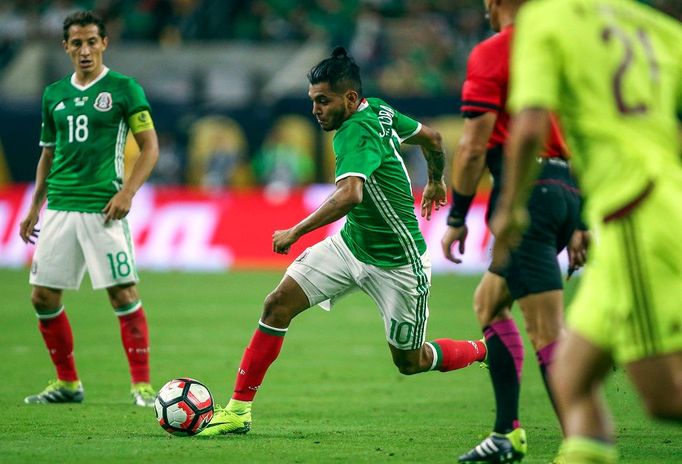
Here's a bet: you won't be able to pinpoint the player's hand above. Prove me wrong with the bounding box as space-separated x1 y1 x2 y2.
273 228 300 254
19 209 41 244
568 229 590 271
441 225 468 264
490 206 528 266
102 190 133 224
421 179 447 220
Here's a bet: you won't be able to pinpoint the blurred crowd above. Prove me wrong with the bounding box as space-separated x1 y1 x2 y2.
3 0 680 94
1 0 492 96
1 0 680 191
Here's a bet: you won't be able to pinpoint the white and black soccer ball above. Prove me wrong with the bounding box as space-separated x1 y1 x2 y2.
155 378 214 436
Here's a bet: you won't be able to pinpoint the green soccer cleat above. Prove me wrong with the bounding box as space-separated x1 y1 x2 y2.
24 379 84 404
458 428 527 463
197 403 252 437
131 383 156 407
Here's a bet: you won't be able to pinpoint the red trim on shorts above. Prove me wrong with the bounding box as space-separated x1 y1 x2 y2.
603 182 654 223
534 179 580 194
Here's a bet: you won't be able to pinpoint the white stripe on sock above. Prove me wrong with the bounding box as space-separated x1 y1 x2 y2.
258 320 288 333
425 342 438 371
36 305 64 320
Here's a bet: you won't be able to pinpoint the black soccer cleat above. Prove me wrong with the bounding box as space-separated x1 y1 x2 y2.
458 428 527 463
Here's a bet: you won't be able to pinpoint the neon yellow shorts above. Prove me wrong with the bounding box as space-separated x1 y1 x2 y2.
568 179 682 364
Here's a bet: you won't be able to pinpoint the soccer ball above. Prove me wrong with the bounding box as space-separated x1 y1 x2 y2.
154 378 214 436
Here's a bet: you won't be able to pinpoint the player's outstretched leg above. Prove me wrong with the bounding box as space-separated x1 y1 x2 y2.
458 428 527 463
198 322 286 437
200 275 309 437
200 399 253 437
426 338 487 372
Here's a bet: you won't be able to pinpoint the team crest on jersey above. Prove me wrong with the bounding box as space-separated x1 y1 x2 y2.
94 92 113 112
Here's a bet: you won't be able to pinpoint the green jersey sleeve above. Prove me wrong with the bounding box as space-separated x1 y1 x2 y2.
39 88 56 147
370 98 421 141
333 124 382 181
508 2 562 114
391 108 421 142
124 78 151 118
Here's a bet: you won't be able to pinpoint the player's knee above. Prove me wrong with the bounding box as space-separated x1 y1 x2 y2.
524 324 541 350
392 355 425 375
30 288 59 312
107 283 138 308
394 360 421 376
261 289 293 326
473 284 496 326
472 294 489 326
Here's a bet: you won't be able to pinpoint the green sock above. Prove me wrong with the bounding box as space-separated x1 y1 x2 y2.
557 437 617 464
58 380 81 390
227 398 251 413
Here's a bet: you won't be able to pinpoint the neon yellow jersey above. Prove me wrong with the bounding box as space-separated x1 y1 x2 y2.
509 0 682 223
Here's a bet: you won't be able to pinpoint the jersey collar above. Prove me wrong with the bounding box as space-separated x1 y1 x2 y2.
357 98 369 112
70 66 110 91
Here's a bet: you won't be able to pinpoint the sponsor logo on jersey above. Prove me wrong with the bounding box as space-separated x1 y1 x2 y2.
55 101 66 111
74 96 89 107
94 92 113 112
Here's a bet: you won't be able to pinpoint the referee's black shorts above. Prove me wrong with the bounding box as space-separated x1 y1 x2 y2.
490 158 582 300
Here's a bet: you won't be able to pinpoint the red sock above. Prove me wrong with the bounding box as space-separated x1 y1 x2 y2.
116 302 150 384
233 323 286 401
429 338 486 372
38 306 79 382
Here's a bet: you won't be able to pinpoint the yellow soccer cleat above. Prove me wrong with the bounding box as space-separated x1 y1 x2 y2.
197 403 252 437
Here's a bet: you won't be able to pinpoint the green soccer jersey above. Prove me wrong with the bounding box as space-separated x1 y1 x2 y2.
509 0 682 223
333 97 426 268
39 67 151 212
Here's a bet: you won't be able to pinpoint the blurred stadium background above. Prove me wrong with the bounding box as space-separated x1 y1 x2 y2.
0 0 680 272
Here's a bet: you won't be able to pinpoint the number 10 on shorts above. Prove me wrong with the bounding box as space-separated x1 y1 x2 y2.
389 318 414 345
107 251 132 279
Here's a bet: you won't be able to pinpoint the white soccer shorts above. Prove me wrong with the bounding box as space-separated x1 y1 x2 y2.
286 234 432 350
30 210 139 290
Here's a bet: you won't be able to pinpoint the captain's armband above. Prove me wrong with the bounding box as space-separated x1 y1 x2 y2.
128 110 155 134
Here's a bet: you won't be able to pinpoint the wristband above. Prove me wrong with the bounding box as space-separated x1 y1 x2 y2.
447 189 474 227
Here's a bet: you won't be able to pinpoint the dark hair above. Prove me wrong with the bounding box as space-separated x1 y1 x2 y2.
307 46 362 96
63 11 107 41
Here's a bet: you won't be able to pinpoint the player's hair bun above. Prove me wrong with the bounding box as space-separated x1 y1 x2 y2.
331 46 348 59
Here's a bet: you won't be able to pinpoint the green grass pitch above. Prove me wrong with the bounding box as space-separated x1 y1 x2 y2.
1 269 680 463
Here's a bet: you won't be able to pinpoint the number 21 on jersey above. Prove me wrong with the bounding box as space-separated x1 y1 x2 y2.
601 23 659 115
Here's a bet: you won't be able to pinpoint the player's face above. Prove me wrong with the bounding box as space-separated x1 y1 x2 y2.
308 82 354 132
63 24 108 77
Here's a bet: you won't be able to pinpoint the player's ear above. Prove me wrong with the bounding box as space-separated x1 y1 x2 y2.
345 90 359 109
102 36 108 50
62 40 68 53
